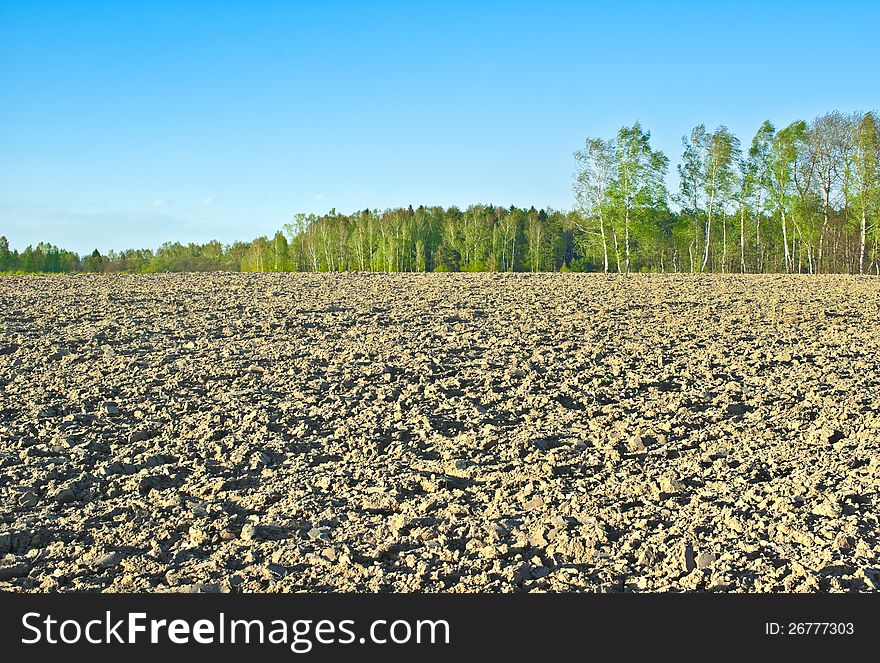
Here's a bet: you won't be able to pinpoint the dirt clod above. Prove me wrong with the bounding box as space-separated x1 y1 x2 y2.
1 272 879 592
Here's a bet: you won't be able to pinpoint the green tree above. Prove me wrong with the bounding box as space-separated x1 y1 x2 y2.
0 236 16 271
853 111 879 273
241 237 269 272
83 249 106 273
702 127 741 272
741 121 775 272
805 112 852 273
269 231 290 271
525 208 549 271
609 123 668 273
677 125 708 272
574 137 615 272
770 121 807 273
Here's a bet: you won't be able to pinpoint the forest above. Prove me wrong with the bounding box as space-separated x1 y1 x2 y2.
2 110 878 275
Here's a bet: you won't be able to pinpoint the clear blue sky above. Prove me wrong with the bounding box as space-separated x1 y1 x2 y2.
1 0 877 254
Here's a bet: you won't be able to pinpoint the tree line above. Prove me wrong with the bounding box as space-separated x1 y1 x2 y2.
575 110 879 275
0 207 574 274
2 109 877 275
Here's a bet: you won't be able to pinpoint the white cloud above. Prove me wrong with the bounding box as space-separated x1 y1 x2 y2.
151 199 170 208
201 196 217 205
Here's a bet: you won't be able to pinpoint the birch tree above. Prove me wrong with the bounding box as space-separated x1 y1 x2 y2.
741 122 774 272
770 121 807 273
677 125 708 272
806 112 850 273
269 231 289 271
573 137 615 272
853 111 879 274
701 127 741 272
525 208 547 272
610 123 668 274
495 206 521 271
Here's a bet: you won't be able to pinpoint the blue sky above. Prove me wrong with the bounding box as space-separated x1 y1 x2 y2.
1 0 878 253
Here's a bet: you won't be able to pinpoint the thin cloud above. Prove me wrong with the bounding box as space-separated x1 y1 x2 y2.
151 199 170 208
201 196 217 205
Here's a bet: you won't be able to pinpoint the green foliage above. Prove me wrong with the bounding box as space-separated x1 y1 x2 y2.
572 123 668 273
3 110 878 277
0 236 17 272
82 249 105 273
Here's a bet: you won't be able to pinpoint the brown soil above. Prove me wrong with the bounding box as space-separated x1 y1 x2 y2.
1 273 879 592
